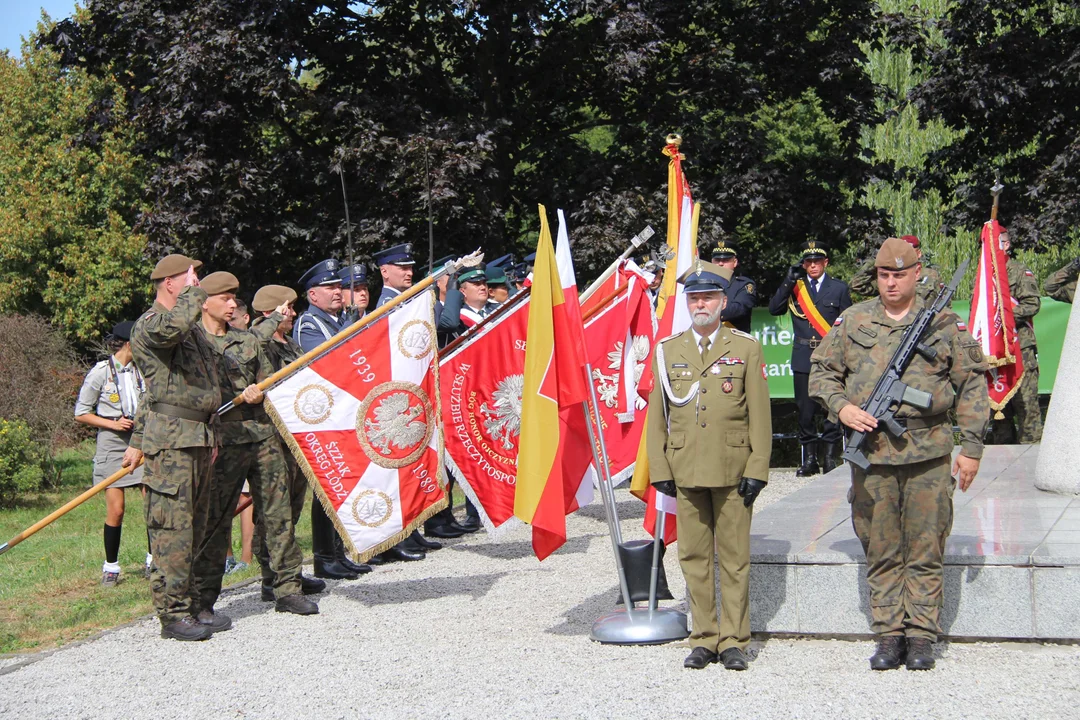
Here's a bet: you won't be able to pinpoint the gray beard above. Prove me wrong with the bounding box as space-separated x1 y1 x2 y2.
691 308 722 327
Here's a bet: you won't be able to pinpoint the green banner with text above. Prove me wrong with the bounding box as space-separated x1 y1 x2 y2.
753 298 1071 399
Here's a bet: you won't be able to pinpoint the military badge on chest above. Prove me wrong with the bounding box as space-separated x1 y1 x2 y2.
722 379 733 394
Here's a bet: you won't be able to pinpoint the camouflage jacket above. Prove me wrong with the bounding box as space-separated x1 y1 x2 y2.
808 297 990 464
129 287 221 458
202 326 275 446
1043 261 1077 304
1007 258 1040 349
251 314 304 372
850 257 944 304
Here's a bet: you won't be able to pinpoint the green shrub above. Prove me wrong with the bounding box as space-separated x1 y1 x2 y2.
0 418 48 507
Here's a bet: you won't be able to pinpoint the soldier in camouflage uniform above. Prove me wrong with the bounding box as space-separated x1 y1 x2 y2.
999 230 1043 444
1044 258 1078 304
193 272 318 618
249 284 328 601
850 235 943 303
122 255 221 641
810 238 989 671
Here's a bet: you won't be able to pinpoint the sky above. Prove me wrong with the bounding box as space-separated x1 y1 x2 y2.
0 1 78 55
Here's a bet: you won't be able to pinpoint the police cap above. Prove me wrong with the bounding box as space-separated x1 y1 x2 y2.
711 241 738 261
252 284 298 312
338 264 369 288
485 264 508 285
373 243 415 267
299 259 342 290
800 240 829 260
150 254 202 280
458 265 487 284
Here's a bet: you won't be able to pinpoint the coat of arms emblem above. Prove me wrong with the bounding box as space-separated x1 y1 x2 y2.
356 381 435 468
479 374 524 450
592 335 651 409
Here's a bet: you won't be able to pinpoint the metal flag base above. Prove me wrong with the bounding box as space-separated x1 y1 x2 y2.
590 607 689 645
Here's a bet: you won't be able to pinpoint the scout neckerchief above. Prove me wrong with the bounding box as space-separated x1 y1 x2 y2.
107 356 144 419
789 278 832 337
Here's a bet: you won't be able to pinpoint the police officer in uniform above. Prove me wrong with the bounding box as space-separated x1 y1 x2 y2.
1045 258 1078 303
768 241 852 475
121 254 220 641
998 228 1043 444
293 260 375 577
647 261 771 671
809 238 989 670
710 241 757 333
850 235 943 303
339 263 370 325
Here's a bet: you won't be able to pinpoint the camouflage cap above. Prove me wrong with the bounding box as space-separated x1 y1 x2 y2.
875 237 920 270
252 284 298 312
201 271 240 296
150 254 202 280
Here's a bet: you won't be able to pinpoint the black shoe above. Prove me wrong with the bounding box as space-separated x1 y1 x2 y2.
905 637 936 670
275 593 319 615
301 574 327 595
458 516 481 533
313 556 360 580
719 647 748 670
366 553 386 566
195 609 232 633
409 530 443 551
425 522 466 538
683 647 718 669
161 616 212 641
870 635 906 670
796 446 819 477
380 546 426 562
337 554 374 575
822 442 839 473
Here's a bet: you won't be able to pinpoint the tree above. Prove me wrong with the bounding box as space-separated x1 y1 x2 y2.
0 16 148 343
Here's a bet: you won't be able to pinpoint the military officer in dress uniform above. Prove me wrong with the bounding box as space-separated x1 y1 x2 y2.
710 241 757 333
293 260 374 577
1045 258 1078 303
810 237 990 671
121 254 220 641
647 261 772 671
768 241 852 475
997 228 1043 444
850 235 943 303
339 263 370 325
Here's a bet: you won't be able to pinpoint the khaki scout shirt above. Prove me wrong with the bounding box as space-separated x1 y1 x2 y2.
129 287 222 466
808 297 990 465
647 327 772 487
203 327 276 446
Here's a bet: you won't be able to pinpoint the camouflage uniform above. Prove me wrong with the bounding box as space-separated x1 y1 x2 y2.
249 315 308 576
809 297 989 640
1005 258 1042 444
850 257 944 304
129 287 221 625
1044 260 1077 304
194 325 304 608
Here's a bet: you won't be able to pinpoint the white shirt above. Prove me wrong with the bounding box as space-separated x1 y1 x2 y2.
691 325 720 351
809 272 827 294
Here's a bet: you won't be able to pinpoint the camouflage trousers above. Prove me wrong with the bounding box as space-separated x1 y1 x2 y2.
1013 346 1042 443
194 436 303 608
850 454 954 641
252 449 307 583
143 447 213 624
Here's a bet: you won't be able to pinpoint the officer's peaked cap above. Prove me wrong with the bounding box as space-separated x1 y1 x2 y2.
373 243 415 266
299 259 342 290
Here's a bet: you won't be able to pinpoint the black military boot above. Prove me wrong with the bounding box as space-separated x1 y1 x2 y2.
869 635 906 670
822 442 839 473
796 445 819 477
335 534 374 575
425 507 466 538
263 574 326 601
905 637 936 670
407 529 443 551
311 503 359 580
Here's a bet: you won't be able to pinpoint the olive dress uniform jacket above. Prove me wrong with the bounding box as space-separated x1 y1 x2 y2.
768 272 852 373
647 327 772 486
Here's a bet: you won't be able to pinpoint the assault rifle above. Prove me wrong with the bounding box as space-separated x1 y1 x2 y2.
842 257 971 471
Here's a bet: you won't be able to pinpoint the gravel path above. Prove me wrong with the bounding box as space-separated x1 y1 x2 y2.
1 474 1078 719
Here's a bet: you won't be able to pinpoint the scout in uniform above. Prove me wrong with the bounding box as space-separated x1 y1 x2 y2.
1044 258 1078 303
850 235 943 303
194 272 318 618
293 260 375 576
998 228 1043 444
75 320 146 586
768 240 852 475
121 255 220 641
809 237 989 671
249 285 328 601
646 261 772 671
710 241 757 333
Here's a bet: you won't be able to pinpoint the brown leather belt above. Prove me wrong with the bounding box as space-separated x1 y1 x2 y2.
150 402 212 423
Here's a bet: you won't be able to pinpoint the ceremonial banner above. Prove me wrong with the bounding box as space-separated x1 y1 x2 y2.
440 294 530 531
265 290 447 560
969 219 1024 416
516 205 590 560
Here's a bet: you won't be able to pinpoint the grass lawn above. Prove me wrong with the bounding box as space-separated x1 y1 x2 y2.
0 441 313 655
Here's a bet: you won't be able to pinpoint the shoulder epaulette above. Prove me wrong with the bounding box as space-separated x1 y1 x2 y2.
658 331 682 344
729 328 757 342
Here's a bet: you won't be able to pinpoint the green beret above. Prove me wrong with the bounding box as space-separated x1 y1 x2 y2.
150 254 202 280
201 271 240 296
252 284 297 312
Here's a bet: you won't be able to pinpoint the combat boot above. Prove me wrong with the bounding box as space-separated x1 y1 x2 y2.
905 637 936 670
312 503 359 580
822 443 839 474
262 574 325 602
796 445 819 477
869 635 905 670
275 593 319 615
334 534 374 575
196 609 233 633
161 616 212 641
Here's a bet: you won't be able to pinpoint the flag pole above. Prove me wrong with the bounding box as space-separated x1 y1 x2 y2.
579 225 656 301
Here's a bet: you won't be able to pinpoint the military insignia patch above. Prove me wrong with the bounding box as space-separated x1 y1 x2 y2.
833 317 844 326
895 257 903 268
745 283 755 296
761 364 767 380
968 347 983 363
722 379 733 394
956 321 968 331
108 393 120 403
711 365 722 374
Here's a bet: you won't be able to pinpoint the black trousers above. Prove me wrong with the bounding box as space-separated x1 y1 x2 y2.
793 371 841 446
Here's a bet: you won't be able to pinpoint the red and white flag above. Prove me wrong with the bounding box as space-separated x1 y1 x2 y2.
969 219 1024 416
265 290 447 560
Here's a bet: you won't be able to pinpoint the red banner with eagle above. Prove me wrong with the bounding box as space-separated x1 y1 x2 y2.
264 290 447 561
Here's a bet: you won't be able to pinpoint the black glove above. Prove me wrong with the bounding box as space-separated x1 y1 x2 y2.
653 480 677 498
785 264 806 284
446 273 459 292
737 477 767 507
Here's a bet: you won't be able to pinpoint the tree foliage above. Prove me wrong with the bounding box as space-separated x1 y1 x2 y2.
0 17 148 343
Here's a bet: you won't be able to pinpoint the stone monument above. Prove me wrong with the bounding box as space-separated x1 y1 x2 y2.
1036 298 1080 494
